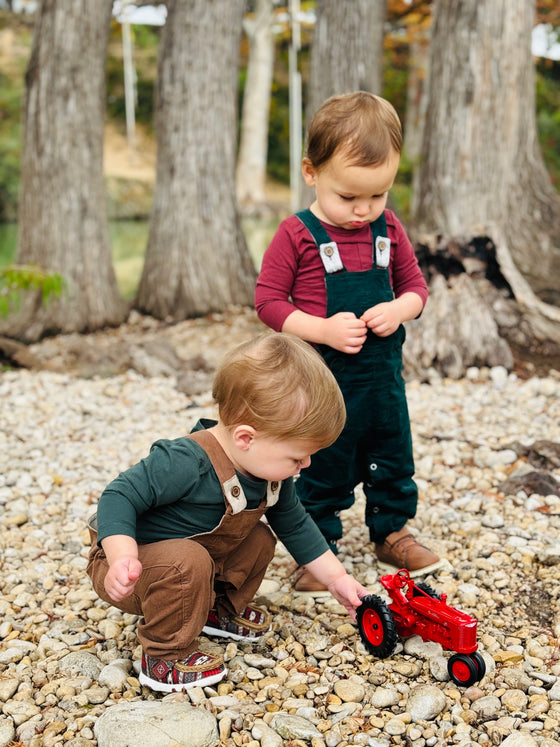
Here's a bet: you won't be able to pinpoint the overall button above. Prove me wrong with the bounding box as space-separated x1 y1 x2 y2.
231 486 241 497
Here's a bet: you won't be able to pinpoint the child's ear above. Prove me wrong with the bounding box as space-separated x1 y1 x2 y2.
232 425 256 451
302 158 317 187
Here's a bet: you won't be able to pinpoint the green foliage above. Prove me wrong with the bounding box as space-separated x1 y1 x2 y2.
390 153 414 222
536 60 560 189
132 23 161 51
0 72 23 221
0 12 32 222
0 223 17 265
382 47 409 123
0 265 65 318
106 21 159 128
267 79 291 184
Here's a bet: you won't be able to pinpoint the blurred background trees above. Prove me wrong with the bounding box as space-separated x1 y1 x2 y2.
0 0 559 360
134 0 256 319
2 0 128 340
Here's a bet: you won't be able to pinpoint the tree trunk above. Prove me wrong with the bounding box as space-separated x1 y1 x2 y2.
301 0 386 207
403 273 514 380
412 0 560 330
236 0 274 213
306 0 386 121
135 0 255 320
0 0 127 342
403 30 429 164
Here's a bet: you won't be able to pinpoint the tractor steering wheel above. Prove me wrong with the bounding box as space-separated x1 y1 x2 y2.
395 569 411 588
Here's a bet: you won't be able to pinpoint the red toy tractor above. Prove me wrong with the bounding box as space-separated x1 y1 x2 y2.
357 569 486 687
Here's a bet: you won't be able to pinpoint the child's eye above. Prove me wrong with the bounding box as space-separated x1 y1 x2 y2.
339 195 354 201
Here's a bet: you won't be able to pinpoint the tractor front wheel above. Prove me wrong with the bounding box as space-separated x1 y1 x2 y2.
448 653 479 687
469 650 486 680
357 594 398 658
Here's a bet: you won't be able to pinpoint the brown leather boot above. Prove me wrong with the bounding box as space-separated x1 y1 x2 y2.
375 527 443 578
293 566 329 595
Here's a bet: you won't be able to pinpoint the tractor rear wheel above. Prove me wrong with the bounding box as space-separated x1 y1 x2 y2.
414 582 440 599
357 594 398 658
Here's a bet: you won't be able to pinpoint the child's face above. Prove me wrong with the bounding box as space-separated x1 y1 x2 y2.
235 432 321 482
302 149 400 230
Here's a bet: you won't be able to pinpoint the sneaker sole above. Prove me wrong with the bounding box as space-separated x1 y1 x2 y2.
139 666 227 692
376 558 446 578
201 624 264 642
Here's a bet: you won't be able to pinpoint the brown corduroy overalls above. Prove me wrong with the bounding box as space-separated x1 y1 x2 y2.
87 429 278 659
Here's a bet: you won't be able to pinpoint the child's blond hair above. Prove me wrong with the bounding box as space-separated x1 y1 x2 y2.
213 332 346 447
305 90 402 171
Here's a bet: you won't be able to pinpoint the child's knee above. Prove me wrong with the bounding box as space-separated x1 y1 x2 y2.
253 521 277 559
145 538 215 579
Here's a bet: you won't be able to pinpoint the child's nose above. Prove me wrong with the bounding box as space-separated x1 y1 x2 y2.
353 202 370 216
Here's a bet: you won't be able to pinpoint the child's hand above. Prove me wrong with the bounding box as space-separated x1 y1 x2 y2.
104 556 143 602
323 312 367 353
327 575 369 622
361 301 401 337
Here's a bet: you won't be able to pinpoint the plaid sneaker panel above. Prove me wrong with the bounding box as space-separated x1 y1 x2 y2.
202 604 271 641
139 650 226 692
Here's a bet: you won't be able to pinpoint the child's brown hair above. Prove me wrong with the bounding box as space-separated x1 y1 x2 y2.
305 91 402 171
213 332 346 446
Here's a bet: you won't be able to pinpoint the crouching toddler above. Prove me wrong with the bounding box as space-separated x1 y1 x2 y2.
87 332 368 692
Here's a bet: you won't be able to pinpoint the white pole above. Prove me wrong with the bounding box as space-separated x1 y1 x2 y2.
122 20 136 164
289 0 302 213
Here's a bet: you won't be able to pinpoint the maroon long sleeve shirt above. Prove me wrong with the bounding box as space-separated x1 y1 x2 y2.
255 209 428 332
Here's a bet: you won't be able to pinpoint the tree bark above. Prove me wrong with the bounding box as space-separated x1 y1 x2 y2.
135 0 255 320
1 0 126 342
412 0 560 321
236 0 274 213
306 0 386 121
301 0 386 207
403 273 514 380
403 29 429 165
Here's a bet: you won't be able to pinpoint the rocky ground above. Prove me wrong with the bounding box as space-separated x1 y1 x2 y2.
1 308 560 747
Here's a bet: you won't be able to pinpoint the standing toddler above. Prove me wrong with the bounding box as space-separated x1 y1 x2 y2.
256 91 443 592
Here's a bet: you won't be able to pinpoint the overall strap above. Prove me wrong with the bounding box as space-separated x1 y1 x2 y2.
295 209 344 274
187 430 247 514
369 211 390 268
296 208 333 245
187 430 281 513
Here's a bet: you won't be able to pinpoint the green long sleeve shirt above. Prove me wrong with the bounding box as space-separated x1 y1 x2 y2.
96 420 329 567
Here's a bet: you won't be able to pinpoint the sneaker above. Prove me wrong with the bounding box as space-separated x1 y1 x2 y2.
375 527 444 578
293 566 329 596
139 650 226 692
202 604 271 641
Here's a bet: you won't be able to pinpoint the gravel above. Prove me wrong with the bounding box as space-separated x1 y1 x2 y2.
1 315 560 747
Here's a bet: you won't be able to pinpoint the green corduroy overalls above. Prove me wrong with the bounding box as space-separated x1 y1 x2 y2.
294 209 418 549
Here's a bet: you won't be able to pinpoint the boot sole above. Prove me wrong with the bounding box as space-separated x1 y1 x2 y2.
292 587 331 598
201 623 265 642
376 557 446 578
